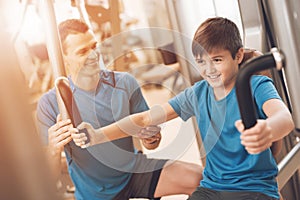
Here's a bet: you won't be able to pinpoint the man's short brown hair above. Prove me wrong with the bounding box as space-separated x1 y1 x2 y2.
58 19 89 54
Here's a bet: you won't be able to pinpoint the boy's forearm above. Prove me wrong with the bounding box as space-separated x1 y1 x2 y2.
263 99 295 142
92 103 176 144
267 110 294 142
90 111 149 145
99 121 134 141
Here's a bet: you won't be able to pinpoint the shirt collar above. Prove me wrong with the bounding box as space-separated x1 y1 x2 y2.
67 70 115 93
67 76 76 92
100 70 115 87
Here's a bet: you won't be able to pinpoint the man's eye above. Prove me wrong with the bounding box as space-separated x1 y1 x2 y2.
196 59 206 65
77 48 90 57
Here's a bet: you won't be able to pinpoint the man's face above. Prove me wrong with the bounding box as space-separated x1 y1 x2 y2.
63 30 101 80
195 48 243 92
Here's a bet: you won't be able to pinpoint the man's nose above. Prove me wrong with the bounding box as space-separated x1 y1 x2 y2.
87 50 98 60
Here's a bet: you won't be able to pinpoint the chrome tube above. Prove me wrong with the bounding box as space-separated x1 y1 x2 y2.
277 142 300 190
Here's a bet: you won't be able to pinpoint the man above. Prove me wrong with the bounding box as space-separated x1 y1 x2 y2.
36 19 202 200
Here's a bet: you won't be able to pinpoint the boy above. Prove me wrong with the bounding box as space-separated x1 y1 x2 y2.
73 17 294 199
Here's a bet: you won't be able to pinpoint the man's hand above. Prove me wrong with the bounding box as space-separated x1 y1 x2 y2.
235 119 273 154
138 125 162 150
48 114 73 155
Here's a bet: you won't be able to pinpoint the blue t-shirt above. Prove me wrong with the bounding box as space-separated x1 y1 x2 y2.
169 75 281 199
36 70 148 200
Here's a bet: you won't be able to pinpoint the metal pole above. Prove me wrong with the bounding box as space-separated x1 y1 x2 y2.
75 0 93 30
266 0 300 130
40 0 66 77
39 0 70 121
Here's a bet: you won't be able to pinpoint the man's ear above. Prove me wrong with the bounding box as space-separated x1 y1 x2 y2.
236 48 244 64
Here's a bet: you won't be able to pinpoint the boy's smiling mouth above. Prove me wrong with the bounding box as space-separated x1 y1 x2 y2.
206 73 221 80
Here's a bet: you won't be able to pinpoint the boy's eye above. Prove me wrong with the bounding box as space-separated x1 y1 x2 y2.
212 58 222 63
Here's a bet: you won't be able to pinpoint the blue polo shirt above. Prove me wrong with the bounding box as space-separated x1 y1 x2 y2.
169 75 281 199
36 70 148 200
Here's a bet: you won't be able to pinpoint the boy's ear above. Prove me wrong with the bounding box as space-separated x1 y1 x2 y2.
236 48 244 64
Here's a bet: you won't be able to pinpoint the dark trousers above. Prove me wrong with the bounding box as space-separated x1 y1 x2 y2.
188 187 279 200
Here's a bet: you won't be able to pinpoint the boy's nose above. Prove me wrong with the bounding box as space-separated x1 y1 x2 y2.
205 62 217 74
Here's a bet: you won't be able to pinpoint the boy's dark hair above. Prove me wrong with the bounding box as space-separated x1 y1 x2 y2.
192 17 243 59
58 19 89 54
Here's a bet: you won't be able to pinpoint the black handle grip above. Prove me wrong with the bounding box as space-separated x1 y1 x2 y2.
55 77 91 144
235 49 285 129
55 77 76 126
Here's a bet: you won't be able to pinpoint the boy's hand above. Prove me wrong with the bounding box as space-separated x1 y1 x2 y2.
48 114 73 155
235 119 273 154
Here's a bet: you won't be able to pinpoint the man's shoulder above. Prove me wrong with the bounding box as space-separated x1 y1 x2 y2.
114 71 136 82
38 87 56 106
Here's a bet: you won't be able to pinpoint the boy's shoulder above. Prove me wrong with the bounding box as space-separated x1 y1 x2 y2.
192 79 209 90
251 74 271 80
250 75 273 88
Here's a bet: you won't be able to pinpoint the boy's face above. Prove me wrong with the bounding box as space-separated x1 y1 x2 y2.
195 48 243 92
63 30 101 80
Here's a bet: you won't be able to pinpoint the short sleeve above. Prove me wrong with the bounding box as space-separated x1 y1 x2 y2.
168 86 197 121
124 73 149 114
252 76 281 117
36 91 58 145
